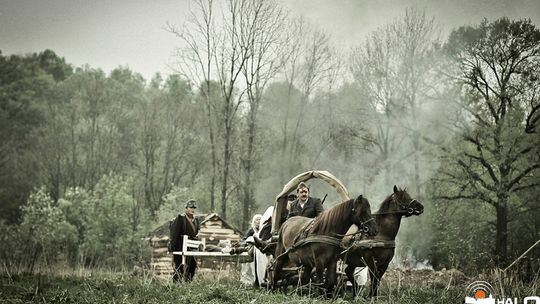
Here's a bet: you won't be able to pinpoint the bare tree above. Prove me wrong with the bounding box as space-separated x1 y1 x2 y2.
390 8 439 198
170 0 253 219
350 8 439 193
351 24 403 186
169 0 219 212
276 19 335 182
139 98 161 213
136 77 202 216
237 0 286 229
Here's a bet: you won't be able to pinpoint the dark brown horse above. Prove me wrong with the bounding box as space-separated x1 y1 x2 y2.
343 186 424 297
272 195 378 294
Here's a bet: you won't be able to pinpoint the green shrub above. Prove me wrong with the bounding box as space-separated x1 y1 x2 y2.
18 188 78 272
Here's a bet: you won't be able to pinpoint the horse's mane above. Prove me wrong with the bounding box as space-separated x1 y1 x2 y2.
376 194 394 214
376 187 406 217
311 198 355 234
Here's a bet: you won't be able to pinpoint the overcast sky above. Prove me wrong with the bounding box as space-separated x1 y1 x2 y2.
1 0 539 80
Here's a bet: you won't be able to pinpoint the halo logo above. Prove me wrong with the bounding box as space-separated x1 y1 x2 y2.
465 281 496 304
464 281 540 304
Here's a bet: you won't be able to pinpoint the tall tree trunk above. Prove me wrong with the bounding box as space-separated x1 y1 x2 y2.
210 151 216 212
242 165 252 231
221 123 232 219
242 112 256 230
279 81 294 185
205 102 217 212
70 107 78 187
412 117 422 199
495 199 508 266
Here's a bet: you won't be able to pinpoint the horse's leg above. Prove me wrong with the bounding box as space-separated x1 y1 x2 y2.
324 259 338 297
366 258 379 297
272 255 287 291
313 261 325 286
372 261 389 297
300 265 312 286
372 249 394 296
368 270 377 297
292 265 311 296
344 264 357 298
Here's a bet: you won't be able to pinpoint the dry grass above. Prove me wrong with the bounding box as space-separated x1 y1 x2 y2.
0 267 537 303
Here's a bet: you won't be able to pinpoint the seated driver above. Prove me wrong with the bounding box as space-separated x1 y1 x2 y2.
286 182 323 219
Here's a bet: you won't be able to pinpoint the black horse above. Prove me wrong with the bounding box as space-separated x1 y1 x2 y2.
343 186 424 297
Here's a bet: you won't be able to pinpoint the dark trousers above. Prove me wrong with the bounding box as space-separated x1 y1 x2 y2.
173 255 197 282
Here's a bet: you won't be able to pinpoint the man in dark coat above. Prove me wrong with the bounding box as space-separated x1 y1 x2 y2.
286 182 323 219
170 199 200 282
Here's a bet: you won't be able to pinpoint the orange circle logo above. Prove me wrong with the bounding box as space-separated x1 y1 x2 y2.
474 289 486 299
465 281 495 302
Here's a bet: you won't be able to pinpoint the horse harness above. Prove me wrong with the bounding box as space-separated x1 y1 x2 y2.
279 217 376 262
350 239 395 249
289 219 340 248
275 219 342 262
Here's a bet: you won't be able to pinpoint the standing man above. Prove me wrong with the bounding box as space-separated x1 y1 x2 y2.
286 182 323 219
170 199 200 282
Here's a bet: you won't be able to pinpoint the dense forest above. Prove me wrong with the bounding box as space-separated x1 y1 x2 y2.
1 1 539 275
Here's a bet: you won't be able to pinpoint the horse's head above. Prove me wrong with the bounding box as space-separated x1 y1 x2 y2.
391 185 424 217
352 195 378 236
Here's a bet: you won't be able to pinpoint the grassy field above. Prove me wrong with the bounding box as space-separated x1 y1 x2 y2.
0 268 536 303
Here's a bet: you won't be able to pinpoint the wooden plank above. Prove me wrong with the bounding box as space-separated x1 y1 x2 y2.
199 235 240 242
199 232 240 238
171 251 251 262
203 221 223 227
153 257 172 261
199 234 240 240
151 240 169 247
149 236 169 241
152 263 172 267
199 227 237 234
152 262 172 266
152 258 172 263
152 259 172 265
199 232 240 237
153 247 169 254
154 255 172 260
153 253 170 258
153 255 172 260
